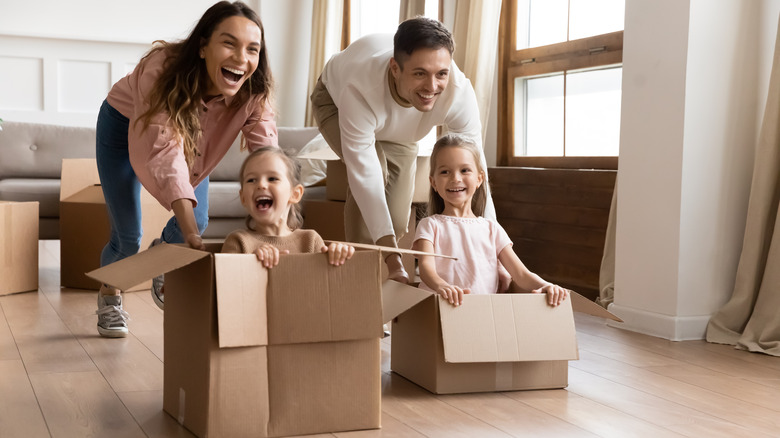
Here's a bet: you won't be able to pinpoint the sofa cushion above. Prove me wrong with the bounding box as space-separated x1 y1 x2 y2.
207 181 245 218
0 179 61 217
0 121 96 179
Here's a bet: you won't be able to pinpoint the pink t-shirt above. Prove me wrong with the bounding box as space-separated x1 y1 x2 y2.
414 214 513 294
106 49 278 210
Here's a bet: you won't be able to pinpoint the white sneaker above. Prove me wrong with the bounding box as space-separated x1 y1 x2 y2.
96 291 129 338
149 238 164 310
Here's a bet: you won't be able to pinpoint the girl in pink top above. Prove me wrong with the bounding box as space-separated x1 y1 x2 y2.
412 134 569 307
95 1 277 338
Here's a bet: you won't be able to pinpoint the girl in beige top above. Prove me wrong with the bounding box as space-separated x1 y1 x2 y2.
222 147 354 267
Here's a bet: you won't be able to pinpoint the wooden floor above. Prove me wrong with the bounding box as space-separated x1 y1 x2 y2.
1 241 779 438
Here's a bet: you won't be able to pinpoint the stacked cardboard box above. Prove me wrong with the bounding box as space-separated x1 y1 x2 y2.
0 201 39 295
59 159 171 290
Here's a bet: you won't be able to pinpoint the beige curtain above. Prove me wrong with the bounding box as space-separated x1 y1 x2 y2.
705 19 780 357
305 0 343 127
449 0 502 141
400 0 426 21
597 181 617 308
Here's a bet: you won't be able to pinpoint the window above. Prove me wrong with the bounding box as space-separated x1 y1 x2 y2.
499 0 624 168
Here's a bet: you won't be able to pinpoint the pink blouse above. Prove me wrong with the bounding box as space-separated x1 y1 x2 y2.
106 49 278 210
414 214 513 294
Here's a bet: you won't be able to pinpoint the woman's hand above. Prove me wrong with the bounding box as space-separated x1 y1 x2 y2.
436 283 469 307
533 283 569 307
322 242 355 266
253 244 289 268
186 233 205 251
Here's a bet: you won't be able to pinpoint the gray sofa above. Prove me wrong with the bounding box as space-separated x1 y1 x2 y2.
0 121 319 239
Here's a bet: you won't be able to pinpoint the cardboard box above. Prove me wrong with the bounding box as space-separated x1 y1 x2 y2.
59 159 172 290
87 244 409 438
388 282 622 394
0 201 39 295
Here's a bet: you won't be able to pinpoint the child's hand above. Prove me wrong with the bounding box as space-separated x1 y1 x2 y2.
253 244 289 268
533 283 569 307
436 283 470 307
321 242 355 266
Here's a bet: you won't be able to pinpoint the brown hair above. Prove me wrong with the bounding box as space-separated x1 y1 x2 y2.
136 1 273 168
239 147 303 231
428 134 487 216
393 16 455 68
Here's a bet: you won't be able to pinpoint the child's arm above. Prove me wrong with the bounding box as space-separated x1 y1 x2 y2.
320 242 355 266
413 238 469 306
498 245 568 307
254 244 289 269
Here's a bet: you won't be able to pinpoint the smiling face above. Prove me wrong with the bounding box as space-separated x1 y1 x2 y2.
200 15 262 97
239 152 304 236
390 47 451 112
430 145 484 217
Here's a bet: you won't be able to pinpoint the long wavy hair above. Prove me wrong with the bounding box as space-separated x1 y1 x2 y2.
428 134 487 217
136 1 273 168
239 147 304 231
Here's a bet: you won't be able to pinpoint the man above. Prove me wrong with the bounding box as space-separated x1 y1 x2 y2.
311 16 495 282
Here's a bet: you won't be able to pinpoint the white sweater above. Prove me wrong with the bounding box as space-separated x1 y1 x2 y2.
321 33 495 242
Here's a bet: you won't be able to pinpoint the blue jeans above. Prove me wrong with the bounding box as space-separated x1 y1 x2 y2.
96 100 209 267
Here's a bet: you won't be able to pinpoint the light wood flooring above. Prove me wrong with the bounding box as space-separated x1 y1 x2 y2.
1 240 779 438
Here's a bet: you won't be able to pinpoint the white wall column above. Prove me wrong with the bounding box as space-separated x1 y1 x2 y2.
612 0 772 340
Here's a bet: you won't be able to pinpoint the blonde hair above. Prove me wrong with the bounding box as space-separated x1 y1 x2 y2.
427 134 487 216
136 1 273 168
239 147 303 231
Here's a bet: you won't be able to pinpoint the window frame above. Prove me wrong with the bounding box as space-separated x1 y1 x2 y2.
498 0 623 169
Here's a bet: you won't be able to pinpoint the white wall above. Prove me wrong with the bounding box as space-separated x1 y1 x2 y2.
612 0 780 340
0 0 312 128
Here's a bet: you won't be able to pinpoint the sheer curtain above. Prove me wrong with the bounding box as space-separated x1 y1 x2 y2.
304 0 343 127
706 18 780 357
448 0 502 140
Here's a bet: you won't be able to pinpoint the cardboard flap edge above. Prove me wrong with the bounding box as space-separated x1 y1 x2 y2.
381 280 432 323
570 291 623 322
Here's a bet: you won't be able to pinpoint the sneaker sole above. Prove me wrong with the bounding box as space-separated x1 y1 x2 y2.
151 277 164 311
97 325 128 338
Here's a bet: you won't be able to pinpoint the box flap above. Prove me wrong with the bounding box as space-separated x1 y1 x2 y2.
86 243 209 291
214 254 269 348
60 158 100 201
381 280 432 323
570 291 623 322
326 241 457 260
438 294 579 363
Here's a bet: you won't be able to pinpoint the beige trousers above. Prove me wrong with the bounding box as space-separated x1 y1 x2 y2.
310 78 417 245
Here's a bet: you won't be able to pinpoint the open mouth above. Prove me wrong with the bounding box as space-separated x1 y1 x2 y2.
446 187 466 193
255 196 273 211
222 66 245 85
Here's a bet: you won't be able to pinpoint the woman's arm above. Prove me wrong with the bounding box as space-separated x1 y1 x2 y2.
497 246 568 306
171 198 205 250
412 239 467 306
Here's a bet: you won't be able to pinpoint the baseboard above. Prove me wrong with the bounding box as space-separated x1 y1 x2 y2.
606 303 711 341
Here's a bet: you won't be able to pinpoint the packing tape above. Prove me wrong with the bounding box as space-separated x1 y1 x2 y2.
2 207 11 266
495 362 513 390
178 388 186 425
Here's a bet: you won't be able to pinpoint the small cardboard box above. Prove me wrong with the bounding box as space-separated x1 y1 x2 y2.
0 201 39 295
59 159 171 290
388 282 622 394
87 244 404 438
300 147 430 204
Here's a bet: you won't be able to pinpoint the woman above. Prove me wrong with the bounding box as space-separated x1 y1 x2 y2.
95 1 277 337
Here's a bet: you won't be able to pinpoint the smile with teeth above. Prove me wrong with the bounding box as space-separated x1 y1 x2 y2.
446 187 466 193
222 66 245 84
255 195 273 211
418 92 435 99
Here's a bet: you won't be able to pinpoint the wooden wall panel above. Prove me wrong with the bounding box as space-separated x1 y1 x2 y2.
489 167 617 300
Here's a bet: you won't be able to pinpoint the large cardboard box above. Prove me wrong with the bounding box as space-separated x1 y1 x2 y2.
0 201 39 295
59 159 171 290
325 155 431 203
388 282 622 394
87 244 404 438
